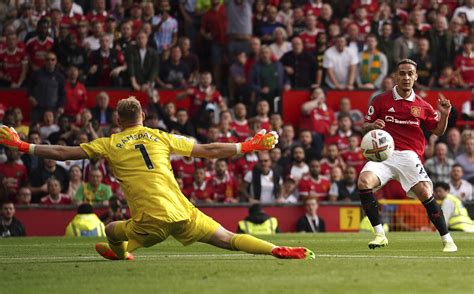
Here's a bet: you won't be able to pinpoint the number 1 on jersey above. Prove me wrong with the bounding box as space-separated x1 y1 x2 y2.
135 144 154 170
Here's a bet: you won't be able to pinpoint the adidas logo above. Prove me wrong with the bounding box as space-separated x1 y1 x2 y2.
388 107 395 113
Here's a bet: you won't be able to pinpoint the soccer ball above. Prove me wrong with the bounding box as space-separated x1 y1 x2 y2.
360 129 394 162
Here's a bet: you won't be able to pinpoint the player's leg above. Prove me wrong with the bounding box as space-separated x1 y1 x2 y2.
411 182 457 252
95 221 134 260
358 168 390 249
203 226 315 259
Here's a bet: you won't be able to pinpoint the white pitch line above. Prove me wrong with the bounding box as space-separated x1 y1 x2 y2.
0 253 472 264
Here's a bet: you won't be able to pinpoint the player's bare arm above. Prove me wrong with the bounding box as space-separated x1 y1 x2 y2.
430 94 452 136
191 130 279 158
361 119 385 134
0 125 89 160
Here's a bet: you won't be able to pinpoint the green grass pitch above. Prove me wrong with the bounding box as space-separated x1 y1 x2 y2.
1 232 473 294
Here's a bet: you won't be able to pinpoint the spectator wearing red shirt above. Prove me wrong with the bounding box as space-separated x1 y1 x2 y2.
0 33 28 88
298 159 331 201
233 152 259 185
0 149 28 201
172 156 203 190
254 100 272 131
86 0 108 25
232 103 250 140
299 14 324 53
40 177 73 205
325 113 361 151
64 65 88 117
185 167 214 203
303 0 323 17
300 87 336 136
212 159 237 203
200 0 228 88
86 34 126 87
320 144 346 177
60 0 84 33
26 18 54 71
217 120 239 143
350 0 378 20
177 71 227 120
455 37 474 88
350 7 371 42
341 135 365 175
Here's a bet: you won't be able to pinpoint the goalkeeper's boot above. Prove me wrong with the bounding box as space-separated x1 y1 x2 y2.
442 240 458 253
368 233 388 249
95 242 134 260
271 246 315 260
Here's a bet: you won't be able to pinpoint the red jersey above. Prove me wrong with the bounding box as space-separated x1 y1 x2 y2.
233 154 258 182
309 107 336 135
366 87 439 159
351 20 371 41
0 47 28 84
40 194 73 205
172 158 203 189
0 162 28 194
350 0 379 19
188 86 223 118
257 116 271 131
184 181 214 201
217 131 239 144
341 148 366 174
201 4 228 45
325 132 351 151
95 50 125 87
211 173 236 202
64 82 88 116
303 2 322 16
231 120 250 140
298 175 331 201
60 12 83 31
299 30 322 52
320 158 345 176
26 36 54 69
85 10 108 25
455 53 474 87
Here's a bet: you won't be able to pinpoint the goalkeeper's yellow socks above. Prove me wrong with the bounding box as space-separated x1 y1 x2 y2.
230 234 275 255
95 242 134 260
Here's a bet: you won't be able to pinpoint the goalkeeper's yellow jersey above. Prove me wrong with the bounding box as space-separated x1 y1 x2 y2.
80 125 195 223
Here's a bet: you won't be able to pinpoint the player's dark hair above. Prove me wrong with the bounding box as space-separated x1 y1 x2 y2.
397 58 417 70
433 182 450 191
452 163 464 170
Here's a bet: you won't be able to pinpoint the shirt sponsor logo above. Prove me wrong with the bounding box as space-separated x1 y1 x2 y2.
384 115 419 126
388 107 395 113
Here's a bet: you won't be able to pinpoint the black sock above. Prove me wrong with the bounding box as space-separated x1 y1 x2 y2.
422 196 448 236
359 189 381 227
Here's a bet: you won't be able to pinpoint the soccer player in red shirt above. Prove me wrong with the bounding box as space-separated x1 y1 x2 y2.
358 59 457 252
25 18 54 71
0 33 28 88
455 37 474 88
298 159 331 201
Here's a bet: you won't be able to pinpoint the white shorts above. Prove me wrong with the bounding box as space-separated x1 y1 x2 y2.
360 150 432 198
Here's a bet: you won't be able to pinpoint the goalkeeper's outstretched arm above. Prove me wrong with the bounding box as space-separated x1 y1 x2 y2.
0 125 88 161
191 129 279 159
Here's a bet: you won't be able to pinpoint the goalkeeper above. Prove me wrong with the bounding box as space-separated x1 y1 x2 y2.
0 97 314 260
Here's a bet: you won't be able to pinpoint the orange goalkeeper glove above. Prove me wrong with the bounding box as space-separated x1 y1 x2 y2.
0 125 33 154
238 129 279 154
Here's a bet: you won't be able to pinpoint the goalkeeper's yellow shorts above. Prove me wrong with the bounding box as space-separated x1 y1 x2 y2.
123 207 221 252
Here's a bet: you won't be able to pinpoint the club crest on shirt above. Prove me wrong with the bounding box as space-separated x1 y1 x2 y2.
410 106 421 118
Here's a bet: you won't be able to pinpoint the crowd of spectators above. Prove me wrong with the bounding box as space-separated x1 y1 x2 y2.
0 0 474 215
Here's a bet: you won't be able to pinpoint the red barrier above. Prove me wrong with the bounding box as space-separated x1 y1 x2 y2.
15 204 358 236
0 89 470 126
